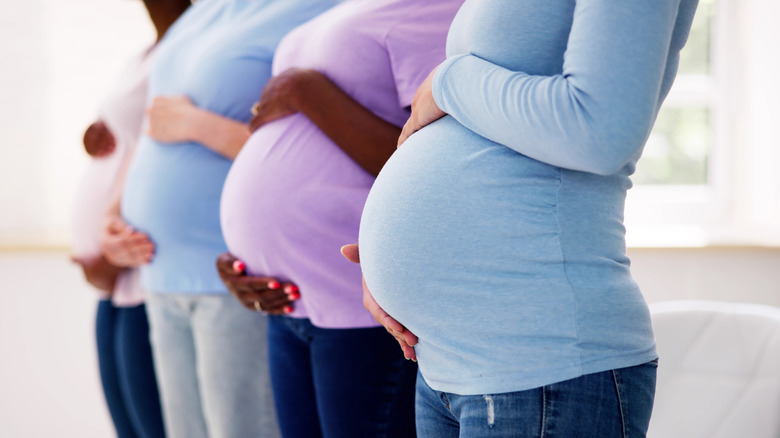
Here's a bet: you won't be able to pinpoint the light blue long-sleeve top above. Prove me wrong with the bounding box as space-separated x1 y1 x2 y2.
359 0 698 395
121 0 336 293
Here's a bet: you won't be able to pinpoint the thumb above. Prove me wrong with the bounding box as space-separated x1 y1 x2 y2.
107 217 132 234
340 244 360 264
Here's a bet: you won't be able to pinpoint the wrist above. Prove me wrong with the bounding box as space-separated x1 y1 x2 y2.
189 106 210 144
289 69 326 114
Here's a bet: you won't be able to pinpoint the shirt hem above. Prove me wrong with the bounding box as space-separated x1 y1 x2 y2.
420 347 658 395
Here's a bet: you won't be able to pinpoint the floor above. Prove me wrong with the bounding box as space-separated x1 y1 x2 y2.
0 250 113 437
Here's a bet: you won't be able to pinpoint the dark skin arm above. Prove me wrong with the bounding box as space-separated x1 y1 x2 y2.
249 68 401 177
72 255 123 294
72 0 190 293
83 120 116 158
77 121 121 292
216 252 299 315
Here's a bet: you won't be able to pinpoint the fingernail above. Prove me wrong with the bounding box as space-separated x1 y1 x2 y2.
268 280 280 290
283 305 293 314
232 260 245 273
283 284 298 294
287 291 301 301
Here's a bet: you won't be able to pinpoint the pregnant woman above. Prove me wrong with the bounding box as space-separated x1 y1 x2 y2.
357 0 699 436
218 0 463 436
115 1 336 436
70 2 190 437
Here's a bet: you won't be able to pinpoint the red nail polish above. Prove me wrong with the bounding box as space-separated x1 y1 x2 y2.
232 260 245 273
268 280 280 290
283 284 299 294
283 305 293 314
287 291 301 301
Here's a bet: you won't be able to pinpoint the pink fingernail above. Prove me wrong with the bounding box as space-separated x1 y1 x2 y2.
268 280 280 290
283 284 298 294
232 260 245 273
283 305 293 314
287 291 301 301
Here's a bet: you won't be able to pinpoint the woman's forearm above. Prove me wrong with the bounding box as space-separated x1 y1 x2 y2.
190 109 251 160
291 72 401 177
77 255 124 293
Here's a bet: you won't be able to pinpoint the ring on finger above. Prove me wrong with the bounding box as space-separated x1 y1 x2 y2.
254 301 263 312
250 102 260 116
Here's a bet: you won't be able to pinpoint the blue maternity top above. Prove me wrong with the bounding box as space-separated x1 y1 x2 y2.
359 0 698 395
122 0 336 293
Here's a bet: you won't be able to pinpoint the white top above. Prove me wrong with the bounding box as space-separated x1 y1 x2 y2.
71 46 155 306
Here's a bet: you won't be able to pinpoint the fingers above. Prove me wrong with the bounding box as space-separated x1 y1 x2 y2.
218 257 301 315
247 106 294 133
216 252 240 274
342 244 417 352
384 327 417 361
239 288 291 314
104 241 154 266
392 333 418 362
237 284 295 315
397 118 417 147
398 66 444 148
248 113 264 133
102 228 155 267
379 313 417 344
361 276 418 360
340 244 360 263
105 216 133 234
126 240 155 263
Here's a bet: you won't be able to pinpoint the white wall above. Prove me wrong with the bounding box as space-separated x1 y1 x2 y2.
0 0 153 247
630 247 780 306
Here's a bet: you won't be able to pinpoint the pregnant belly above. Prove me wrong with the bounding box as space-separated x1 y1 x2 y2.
359 117 567 331
122 138 229 250
221 116 374 275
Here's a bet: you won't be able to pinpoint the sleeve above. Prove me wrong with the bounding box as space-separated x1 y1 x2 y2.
386 9 455 109
432 0 688 176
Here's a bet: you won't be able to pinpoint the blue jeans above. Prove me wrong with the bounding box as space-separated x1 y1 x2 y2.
96 300 166 438
267 316 417 438
145 293 279 438
416 360 657 438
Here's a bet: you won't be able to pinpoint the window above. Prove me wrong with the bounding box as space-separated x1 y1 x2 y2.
634 0 714 186
625 0 780 247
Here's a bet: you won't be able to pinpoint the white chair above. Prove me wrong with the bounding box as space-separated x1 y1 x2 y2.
648 300 780 438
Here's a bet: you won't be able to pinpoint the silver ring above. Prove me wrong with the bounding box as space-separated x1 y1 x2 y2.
254 301 262 312
250 102 260 116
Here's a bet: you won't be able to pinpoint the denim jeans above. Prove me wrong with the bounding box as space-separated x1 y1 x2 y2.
145 293 279 438
416 360 657 438
267 316 417 438
96 300 166 438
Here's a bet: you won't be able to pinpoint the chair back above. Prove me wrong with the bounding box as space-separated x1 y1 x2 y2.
648 300 780 438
